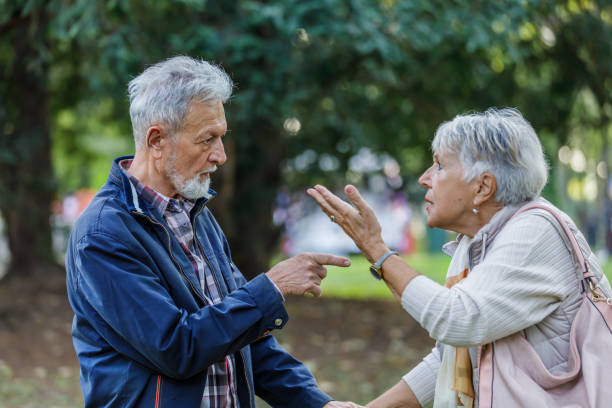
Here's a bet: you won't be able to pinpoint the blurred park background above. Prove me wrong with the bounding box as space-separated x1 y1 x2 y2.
2 0 612 406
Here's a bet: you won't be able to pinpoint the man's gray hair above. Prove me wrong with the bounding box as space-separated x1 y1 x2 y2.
128 56 233 149
432 107 548 205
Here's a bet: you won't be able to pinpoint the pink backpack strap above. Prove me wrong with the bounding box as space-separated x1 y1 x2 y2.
478 202 599 407
513 203 594 283
477 344 494 408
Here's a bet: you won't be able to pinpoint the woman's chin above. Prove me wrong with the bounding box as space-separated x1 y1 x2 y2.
426 218 437 229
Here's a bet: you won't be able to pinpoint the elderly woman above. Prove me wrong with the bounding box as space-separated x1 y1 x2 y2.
307 108 612 408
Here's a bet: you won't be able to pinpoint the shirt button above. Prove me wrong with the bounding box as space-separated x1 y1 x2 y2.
274 318 283 327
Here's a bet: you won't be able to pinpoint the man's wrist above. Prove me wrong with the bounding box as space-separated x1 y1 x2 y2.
265 274 286 302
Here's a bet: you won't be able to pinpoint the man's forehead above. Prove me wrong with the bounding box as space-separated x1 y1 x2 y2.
185 101 227 127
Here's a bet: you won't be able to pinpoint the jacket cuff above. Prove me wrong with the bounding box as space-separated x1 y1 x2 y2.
285 385 333 408
267 275 286 302
243 274 288 332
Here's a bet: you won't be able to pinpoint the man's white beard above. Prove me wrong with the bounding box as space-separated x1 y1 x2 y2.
166 150 215 200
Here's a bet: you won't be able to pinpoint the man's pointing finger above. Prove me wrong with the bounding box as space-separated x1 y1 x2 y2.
309 253 351 267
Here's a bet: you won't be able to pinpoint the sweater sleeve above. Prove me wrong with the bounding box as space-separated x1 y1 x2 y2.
400 213 578 347
402 346 440 407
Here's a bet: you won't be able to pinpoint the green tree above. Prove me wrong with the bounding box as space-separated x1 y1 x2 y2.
508 0 612 246
0 2 57 277
2 0 609 282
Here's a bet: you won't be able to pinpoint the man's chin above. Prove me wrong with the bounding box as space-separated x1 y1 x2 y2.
177 179 211 200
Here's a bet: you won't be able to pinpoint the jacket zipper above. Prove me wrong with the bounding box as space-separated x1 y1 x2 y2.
155 375 161 408
239 349 255 408
134 207 254 408
191 205 255 408
131 211 208 304
191 205 223 296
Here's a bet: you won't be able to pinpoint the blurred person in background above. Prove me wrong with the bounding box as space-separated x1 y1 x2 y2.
65 56 360 408
308 108 612 407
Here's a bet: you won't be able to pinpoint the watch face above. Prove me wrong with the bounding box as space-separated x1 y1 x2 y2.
369 266 382 280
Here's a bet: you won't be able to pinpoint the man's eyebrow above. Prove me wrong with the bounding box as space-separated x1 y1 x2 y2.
198 128 229 138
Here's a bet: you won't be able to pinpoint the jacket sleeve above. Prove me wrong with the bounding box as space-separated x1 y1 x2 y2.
250 334 333 408
70 231 288 380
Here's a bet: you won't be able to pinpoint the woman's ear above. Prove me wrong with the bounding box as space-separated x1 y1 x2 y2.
474 172 497 206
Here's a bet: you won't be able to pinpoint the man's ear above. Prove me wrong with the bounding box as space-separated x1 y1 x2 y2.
145 126 167 159
474 172 497 206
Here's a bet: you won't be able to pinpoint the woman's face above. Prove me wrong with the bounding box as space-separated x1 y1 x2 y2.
418 150 477 234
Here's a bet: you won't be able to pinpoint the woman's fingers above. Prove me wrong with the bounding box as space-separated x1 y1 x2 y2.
345 184 376 218
307 184 386 262
344 185 366 211
313 185 356 215
307 185 356 222
306 187 336 217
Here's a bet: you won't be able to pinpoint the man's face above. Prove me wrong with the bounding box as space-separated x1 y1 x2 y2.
164 101 227 199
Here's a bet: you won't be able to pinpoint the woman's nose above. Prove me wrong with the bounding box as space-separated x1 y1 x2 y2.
418 166 432 188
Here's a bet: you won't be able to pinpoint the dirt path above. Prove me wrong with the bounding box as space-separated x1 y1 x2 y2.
0 274 434 406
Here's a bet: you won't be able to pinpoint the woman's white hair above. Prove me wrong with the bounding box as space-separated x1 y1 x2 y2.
432 107 548 205
128 56 233 149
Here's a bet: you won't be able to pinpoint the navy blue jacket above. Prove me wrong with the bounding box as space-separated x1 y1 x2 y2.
66 156 332 407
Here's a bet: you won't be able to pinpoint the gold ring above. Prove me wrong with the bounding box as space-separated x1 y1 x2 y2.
330 215 335 223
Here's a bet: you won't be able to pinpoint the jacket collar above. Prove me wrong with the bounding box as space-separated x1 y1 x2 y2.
108 155 216 217
442 198 546 269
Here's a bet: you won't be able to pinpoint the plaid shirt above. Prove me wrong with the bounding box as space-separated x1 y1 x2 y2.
121 160 240 408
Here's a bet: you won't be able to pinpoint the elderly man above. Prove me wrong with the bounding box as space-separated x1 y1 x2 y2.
66 56 357 408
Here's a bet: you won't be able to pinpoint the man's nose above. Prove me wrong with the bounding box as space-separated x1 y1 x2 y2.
209 139 227 165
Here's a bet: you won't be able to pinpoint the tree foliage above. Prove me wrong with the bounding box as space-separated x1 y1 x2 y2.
1 0 611 279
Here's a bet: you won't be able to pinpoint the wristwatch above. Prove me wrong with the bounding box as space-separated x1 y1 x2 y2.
369 250 398 280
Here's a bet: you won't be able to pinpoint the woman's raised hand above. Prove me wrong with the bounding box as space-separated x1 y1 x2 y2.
307 184 389 263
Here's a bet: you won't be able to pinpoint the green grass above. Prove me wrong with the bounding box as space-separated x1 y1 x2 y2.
321 253 450 299
321 252 612 299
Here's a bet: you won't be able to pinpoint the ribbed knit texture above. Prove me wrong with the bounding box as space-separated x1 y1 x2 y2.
401 205 612 407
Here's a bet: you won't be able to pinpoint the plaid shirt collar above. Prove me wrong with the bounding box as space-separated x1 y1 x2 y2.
119 159 196 216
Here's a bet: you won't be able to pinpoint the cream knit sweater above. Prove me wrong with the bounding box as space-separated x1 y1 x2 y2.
400 200 612 407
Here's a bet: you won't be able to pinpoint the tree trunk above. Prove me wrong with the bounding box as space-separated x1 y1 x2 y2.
0 16 58 279
216 121 284 279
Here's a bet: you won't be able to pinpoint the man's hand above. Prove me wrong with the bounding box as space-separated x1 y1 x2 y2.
266 253 350 297
324 401 365 408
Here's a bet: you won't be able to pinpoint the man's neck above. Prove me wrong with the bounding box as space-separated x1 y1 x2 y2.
127 151 178 198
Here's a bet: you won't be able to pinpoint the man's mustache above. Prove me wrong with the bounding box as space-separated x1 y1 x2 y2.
199 166 217 175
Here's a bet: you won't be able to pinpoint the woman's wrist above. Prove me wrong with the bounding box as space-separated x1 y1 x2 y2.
383 256 420 296
366 243 390 264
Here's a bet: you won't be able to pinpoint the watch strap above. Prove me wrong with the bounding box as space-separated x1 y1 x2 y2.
370 250 398 280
